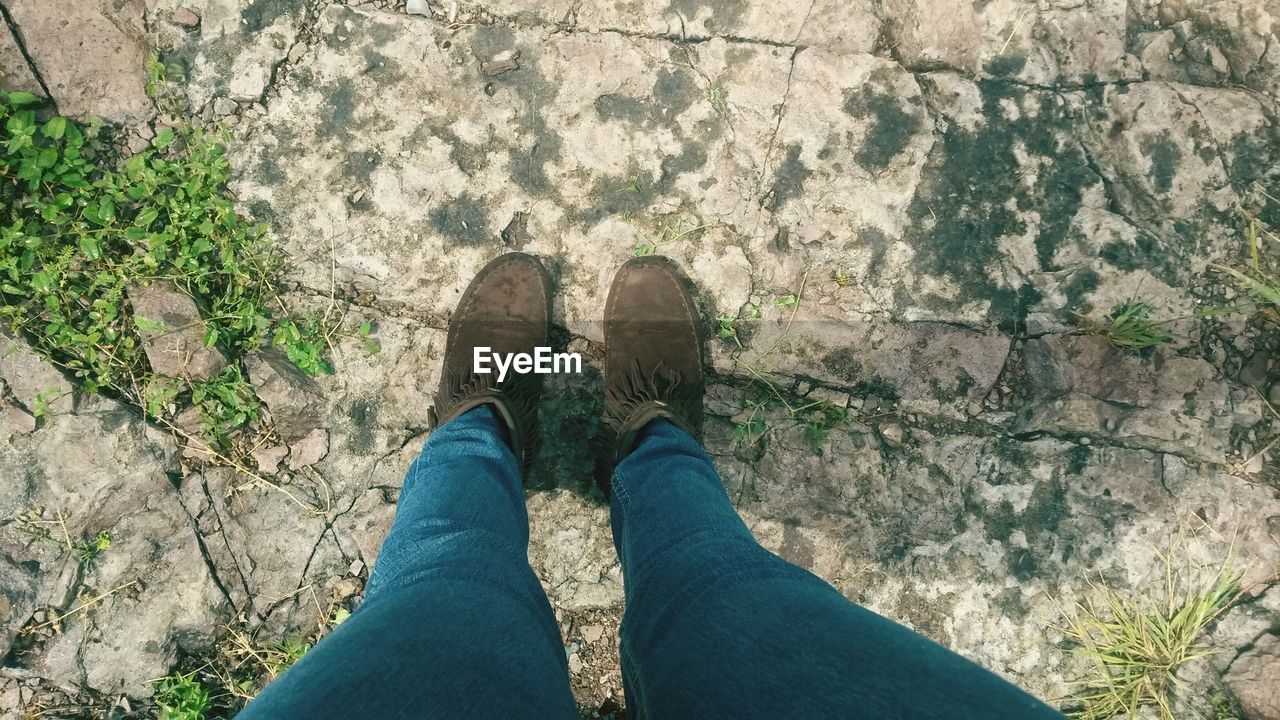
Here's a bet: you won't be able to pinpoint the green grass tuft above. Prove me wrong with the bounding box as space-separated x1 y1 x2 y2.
154 671 212 720
1058 548 1245 720
1082 301 1178 352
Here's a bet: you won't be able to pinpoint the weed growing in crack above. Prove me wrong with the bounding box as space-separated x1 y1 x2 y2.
156 592 352 715
1078 301 1178 351
1055 541 1250 720
633 215 707 257
717 272 868 454
154 671 212 720
15 506 73 547
717 316 742 347
75 529 111 564
1214 212 1280 321
800 399 850 453
273 316 334 376
145 53 187 116
0 91 331 459
16 507 111 565
707 85 729 115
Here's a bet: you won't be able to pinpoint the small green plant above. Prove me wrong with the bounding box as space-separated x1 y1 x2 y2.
1080 301 1177 351
75 530 111 564
145 54 187 114
264 639 312 676
707 85 728 114
0 91 330 455
1214 215 1280 314
273 317 333 376
831 266 851 287
15 506 71 546
733 396 771 446
1057 547 1246 720
356 320 381 354
154 671 211 720
191 366 261 447
799 399 849 453
1209 690 1243 720
32 387 66 418
633 216 706 256
717 316 742 347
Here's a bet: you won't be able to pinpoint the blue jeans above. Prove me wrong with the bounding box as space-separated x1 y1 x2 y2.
240 407 1063 719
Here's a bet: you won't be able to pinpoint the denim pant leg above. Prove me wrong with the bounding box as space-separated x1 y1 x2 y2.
610 419 1064 720
239 406 576 719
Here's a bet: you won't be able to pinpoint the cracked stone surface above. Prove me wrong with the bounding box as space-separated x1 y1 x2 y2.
1 0 151 122
3 0 1280 716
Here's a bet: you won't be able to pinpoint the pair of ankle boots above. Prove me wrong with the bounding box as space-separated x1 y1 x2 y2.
428 253 705 476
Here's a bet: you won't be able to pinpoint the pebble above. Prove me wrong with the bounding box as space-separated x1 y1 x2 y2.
170 7 201 28
287 428 330 469
878 423 903 448
214 97 237 117
1269 381 1280 407
581 624 604 644
568 653 583 674
1104 417 1117 432
1239 351 1270 388
1244 453 1264 474
252 445 288 474
348 559 365 576
1078 436 1091 446
406 0 432 16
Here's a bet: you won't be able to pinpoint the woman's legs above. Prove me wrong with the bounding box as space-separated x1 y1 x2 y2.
239 406 576 719
610 419 1064 720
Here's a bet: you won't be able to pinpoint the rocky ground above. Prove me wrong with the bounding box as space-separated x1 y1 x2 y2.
3 0 1280 717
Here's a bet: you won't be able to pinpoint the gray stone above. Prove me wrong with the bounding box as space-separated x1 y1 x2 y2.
0 395 189 695
405 0 432 17
252 445 289 474
178 469 346 633
153 0 311 109
1014 336 1257 464
3 401 36 435
1225 633 1280 720
1269 381 1280 408
170 7 201 29
3 0 152 123
128 282 228 380
287 428 330 469
0 336 73 415
244 349 327 441
1239 351 1270 388
581 624 604 644
0 23 42 95
878 423 904 448
213 96 237 117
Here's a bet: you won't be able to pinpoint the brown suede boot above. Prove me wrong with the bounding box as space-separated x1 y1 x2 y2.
428 252 552 475
602 256 705 464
